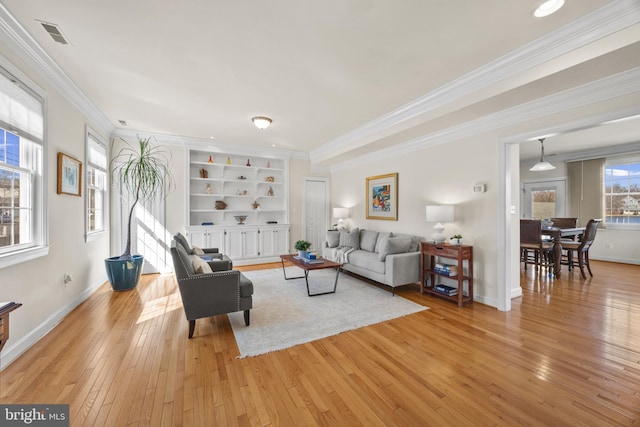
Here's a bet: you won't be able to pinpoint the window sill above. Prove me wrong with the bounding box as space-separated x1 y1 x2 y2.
0 245 49 269
85 229 109 243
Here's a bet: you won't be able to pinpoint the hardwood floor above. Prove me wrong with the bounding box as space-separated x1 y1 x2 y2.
1 260 639 426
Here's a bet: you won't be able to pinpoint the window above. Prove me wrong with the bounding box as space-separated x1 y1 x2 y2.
604 160 640 227
85 128 108 240
0 62 47 267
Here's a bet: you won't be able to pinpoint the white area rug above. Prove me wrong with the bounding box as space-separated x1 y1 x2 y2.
228 267 427 358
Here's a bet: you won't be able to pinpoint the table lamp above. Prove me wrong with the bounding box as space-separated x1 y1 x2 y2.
426 205 454 243
333 207 349 230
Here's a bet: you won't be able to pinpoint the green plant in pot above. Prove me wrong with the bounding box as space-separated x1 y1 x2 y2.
295 240 311 258
105 136 173 291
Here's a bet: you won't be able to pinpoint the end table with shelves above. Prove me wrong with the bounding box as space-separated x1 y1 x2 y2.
420 242 473 306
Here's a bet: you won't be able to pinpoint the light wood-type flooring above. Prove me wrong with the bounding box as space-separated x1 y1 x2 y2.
1 260 639 426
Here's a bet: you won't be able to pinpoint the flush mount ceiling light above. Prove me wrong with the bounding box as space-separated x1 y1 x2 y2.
530 138 556 171
252 116 272 130
533 0 565 17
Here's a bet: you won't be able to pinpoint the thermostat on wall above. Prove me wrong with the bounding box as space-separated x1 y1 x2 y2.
473 184 486 193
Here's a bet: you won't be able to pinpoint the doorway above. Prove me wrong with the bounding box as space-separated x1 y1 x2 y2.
303 177 330 252
521 179 567 219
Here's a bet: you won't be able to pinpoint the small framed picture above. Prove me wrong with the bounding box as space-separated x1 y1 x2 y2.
57 152 82 196
366 173 398 220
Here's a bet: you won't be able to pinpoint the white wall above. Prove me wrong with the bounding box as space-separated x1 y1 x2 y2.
331 135 501 306
0 47 111 368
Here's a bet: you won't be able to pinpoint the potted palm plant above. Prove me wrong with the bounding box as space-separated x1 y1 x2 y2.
105 136 173 291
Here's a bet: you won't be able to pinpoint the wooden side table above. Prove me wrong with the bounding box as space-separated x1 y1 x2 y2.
420 242 473 306
0 302 22 352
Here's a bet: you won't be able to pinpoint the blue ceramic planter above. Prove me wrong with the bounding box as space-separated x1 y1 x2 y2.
105 255 144 291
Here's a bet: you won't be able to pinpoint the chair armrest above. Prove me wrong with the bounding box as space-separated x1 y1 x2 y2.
177 270 242 319
207 258 232 271
203 248 220 254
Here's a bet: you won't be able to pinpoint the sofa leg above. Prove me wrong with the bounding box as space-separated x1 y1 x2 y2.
244 309 250 326
188 320 195 338
392 287 395 296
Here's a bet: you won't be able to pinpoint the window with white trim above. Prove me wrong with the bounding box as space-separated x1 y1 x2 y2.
0 63 46 267
604 159 640 227
85 129 108 240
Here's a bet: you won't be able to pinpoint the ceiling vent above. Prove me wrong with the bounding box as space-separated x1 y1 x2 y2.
38 21 70 45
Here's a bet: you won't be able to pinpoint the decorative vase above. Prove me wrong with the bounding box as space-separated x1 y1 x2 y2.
105 255 144 291
246 159 251 166
267 160 270 168
297 250 308 258
208 155 213 163
268 186 274 196
205 184 212 194
226 157 231 165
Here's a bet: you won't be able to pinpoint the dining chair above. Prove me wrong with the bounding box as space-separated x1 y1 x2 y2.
550 217 579 241
561 218 602 279
520 219 554 274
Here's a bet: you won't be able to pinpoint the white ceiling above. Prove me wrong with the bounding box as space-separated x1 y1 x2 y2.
2 0 640 166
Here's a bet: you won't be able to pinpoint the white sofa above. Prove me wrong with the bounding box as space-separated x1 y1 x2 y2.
322 228 424 295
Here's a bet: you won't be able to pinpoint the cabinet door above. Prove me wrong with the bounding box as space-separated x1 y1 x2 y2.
186 228 209 248
208 229 226 253
243 228 259 258
225 229 244 259
274 227 289 254
259 228 276 257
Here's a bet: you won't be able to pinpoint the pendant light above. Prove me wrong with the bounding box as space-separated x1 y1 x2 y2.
530 138 556 171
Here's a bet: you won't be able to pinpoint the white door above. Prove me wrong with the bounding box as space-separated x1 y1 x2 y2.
522 179 567 219
303 178 329 252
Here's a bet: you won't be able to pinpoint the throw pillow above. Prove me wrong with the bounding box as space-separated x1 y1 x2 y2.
359 230 379 252
192 256 213 274
378 237 412 261
191 246 205 255
326 230 340 248
374 232 392 253
339 227 360 249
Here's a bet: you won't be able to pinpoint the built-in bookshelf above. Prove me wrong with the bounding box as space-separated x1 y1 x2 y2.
185 149 290 265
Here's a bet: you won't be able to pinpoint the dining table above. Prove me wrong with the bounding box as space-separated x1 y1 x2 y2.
542 226 586 277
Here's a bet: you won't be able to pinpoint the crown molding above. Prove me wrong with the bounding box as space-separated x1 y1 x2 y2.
312 0 640 165
111 128 305 160
0 3 113 135
330 67 640 172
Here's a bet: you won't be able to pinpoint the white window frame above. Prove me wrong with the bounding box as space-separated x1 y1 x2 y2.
0 58 48 269
604 154 640 231
85 127 109 242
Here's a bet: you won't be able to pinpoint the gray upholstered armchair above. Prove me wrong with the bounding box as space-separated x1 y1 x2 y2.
170 241 253 338
173 232 233 271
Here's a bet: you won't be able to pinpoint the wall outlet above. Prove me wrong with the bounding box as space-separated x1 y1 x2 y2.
63 273 73 286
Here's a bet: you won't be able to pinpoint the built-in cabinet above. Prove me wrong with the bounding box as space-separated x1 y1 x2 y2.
185 149 290 264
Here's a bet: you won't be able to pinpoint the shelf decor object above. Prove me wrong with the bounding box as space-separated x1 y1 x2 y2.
426 205 454 243
366 173 398 220
333 207 349 230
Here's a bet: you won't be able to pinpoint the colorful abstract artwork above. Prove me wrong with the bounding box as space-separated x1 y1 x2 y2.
366 173 398 220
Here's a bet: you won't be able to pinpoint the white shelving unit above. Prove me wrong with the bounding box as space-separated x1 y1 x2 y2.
185 149 290 265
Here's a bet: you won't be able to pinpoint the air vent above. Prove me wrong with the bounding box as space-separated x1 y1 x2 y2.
37 21 70 45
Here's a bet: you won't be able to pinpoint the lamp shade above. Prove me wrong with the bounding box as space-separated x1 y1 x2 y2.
333 207 349 218
426 205 454 223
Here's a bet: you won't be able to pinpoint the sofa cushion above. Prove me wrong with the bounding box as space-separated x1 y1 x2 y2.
191 245 205 255
359 230 379 252
339 227 360 249
192 256 213 274
393 233 421 252
374 232 392 253
348 250 385 274
239 273 254 297
378 237 412 261
326 230 340 248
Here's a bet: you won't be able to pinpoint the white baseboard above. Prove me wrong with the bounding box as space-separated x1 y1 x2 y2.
0 278 106 371
590 256 640 265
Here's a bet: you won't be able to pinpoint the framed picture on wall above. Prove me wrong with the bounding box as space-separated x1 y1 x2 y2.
366 173 398 220
57 152 82 196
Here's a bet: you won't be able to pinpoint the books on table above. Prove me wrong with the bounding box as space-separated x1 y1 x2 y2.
434 284 458 296
293 256 324 264
434 262 458 277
